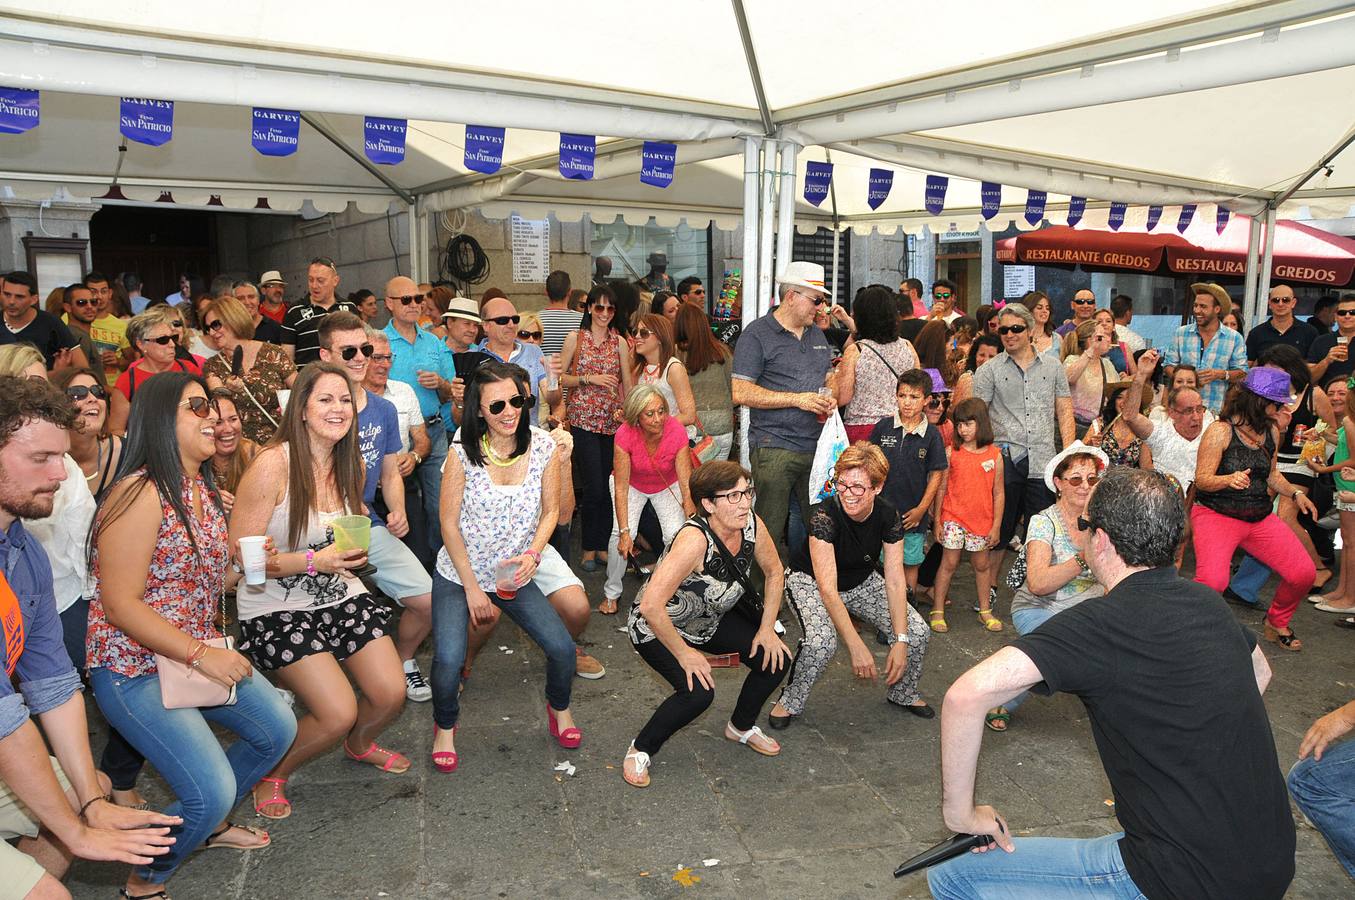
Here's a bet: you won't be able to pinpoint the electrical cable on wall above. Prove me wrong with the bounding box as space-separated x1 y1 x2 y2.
440 232 490 295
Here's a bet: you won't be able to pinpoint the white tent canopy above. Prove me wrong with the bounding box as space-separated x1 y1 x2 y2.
3 0 1355 231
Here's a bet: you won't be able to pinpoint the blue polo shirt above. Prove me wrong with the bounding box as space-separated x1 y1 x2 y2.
474 340 549 398
732 310 834 454
0 520 81 740
383 322 454 422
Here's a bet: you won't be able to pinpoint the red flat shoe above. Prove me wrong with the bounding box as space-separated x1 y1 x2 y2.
546 705 582 749
432 725 458 773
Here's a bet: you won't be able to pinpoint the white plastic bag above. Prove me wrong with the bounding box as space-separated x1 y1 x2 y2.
809 411 849 502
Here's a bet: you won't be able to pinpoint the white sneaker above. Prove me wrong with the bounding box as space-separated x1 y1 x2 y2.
404 665 432 702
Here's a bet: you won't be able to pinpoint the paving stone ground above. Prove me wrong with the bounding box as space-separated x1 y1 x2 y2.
67 553 1353 899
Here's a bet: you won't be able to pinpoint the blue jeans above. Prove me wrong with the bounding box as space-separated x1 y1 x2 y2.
1003 606 1057 713
1288 738 1355 879
929 832 1146 899
430 573 575 730
1229 554 1271 605
90 666 297 884
417 425 449 557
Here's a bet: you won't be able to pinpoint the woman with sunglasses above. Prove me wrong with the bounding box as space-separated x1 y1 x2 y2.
202 296 297 445
517 311 544 346
633 314 697 435
559 284 635 572
432 360 580 771
621 461 789 787
768 443 932 729
231 363 411 819
111 307 204 433
87 373 297 898
986 442 1109 734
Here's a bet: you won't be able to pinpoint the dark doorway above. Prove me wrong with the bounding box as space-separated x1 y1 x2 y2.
89 205 217 301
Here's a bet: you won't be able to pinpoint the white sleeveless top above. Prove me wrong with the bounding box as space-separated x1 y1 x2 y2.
436 426 556 591
641 357 695 440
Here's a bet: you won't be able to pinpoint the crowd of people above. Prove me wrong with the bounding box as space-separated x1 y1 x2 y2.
0 257 1352 898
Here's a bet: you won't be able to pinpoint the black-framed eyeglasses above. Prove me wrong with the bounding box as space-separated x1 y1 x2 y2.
517 331 542 340
391 293 425 306
204 319 224 332
997 324 1027 336
1077 515 1093 532
65 384 107 402
147 334 176 346
713 488 755 504
833 480 871 497
486 394 535 415
180 396 217 418
339 343 374 361
370 353 394 363
486 315 521 326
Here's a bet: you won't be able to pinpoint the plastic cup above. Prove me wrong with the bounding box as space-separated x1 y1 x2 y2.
494 560 519 601
276 389 292 411
545 353 560 391
330 515 371 554
815 386 834 424
238 536 268 586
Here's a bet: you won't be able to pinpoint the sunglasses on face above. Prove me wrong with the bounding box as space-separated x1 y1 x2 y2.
635 328 653 339
204 319 224 332
518 331 542 340
391 293 426 306
486 315 521 326
933 291 953 300
65 384 107 402
927 395 950 408
1077 515 1093 532
1269 296 1295 304
147 334 176 346
997 324 1027 336
1059 473 1101 487
181 396 217 418
339 343 374 361
1337 309 1355 317
69 298 96 308
485 394 535 415
592 304 615 313
169 321 183 329
1072 298 1096 306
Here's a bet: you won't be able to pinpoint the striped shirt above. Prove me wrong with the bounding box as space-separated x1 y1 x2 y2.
537 307 583 356
282 300 360 365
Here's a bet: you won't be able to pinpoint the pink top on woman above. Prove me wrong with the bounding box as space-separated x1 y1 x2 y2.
86 472 227 677
614 417 686 494
567 329 622 435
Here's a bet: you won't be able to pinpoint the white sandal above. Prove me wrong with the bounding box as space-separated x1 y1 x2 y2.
622 743 651 788
724 722 781 757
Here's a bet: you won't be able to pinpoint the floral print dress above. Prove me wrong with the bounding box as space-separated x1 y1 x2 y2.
203 342 296 445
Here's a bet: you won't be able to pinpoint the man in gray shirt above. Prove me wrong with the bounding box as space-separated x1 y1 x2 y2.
973 303 1075 550
732 262 837 552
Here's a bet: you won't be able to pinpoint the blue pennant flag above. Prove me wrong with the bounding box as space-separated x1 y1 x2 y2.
1108 202 1127 231
640 141 677 188
1145 206 1163 231
1216 206 1230 234
804 161 832 206
120 97 174 147
1024 190 1047 226
0 88 39 134
364 117 407 165
559 133 596 180
867 168 893 210
251 107 300 157
980 182 1001 220
924 175 948 215
1067 196 1086 227
1177 204 1196 233
464 124 505 174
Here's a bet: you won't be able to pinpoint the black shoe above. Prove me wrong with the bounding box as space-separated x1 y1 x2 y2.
1222 587 1257 608
768 711 793 730
893 700 935 719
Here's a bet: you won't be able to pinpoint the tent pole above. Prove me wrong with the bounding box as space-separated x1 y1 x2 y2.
739 136 762 468
1255 207 1277 328
757 139 778 318
1242 214 1262 328
407 200 421 282
826 148 840 302
775 143 798 294
300 113 414 205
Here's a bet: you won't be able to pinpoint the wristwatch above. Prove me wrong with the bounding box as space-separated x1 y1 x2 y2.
894 632 910 646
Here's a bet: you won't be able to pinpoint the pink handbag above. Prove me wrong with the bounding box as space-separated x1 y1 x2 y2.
154 637 238 709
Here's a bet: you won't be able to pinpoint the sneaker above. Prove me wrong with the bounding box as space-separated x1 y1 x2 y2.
575 648 606 680
404 665 432 702
1008 535 1023 553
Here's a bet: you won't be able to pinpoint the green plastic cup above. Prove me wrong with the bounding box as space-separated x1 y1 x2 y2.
330 515 371 554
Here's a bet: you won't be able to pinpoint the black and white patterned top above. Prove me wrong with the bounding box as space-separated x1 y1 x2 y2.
627 515 757 646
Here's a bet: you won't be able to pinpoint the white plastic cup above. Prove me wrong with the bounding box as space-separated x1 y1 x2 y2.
276 389 291 411
545 354 560 391
494 560 519 600
238 536 268 586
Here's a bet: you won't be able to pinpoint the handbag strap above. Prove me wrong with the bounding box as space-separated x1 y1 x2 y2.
689 515 759 606
861 340 901 379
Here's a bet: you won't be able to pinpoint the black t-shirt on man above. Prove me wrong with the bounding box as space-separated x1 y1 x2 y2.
1013 566 1294 900
0 309 79 368
1306 331 1355 383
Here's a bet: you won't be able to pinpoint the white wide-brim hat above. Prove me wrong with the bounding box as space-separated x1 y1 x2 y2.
776 261 832 299
1044 441 1110 494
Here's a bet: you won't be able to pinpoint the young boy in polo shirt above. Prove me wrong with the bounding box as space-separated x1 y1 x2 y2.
870 368 947 592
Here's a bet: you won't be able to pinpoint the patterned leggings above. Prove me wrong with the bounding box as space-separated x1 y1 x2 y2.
778 569 929 715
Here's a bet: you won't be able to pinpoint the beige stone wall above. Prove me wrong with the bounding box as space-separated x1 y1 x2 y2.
428 210 591 312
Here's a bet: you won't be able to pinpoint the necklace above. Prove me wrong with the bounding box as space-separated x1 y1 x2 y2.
84 437 105 481
481 434 524 467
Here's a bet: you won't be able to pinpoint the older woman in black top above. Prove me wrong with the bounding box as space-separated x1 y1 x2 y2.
1189 359 1317 651
768 443 931 729
623 461 789 788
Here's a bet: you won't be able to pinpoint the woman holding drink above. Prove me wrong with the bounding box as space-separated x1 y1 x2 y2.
230 363 413 819
431 360 580 772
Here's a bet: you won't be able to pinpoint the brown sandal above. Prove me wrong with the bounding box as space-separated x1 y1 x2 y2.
1264 622 1303 652
598 597 618 615
202 821 269 850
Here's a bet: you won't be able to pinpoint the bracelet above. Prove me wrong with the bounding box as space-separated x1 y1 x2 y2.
78 795 109 821
306 548 317 577
186 639 207 668
412 451 423 466
525 548 541 565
